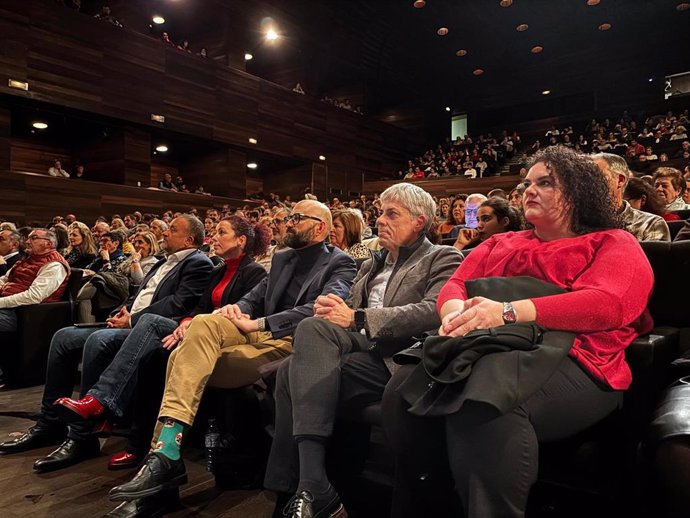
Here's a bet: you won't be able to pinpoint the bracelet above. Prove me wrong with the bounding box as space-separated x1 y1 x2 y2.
257 317 266 332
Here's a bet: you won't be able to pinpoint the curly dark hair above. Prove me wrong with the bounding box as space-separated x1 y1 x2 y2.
447 194 468 226
222 215 271 258
527 145 622 234
480 197 524 232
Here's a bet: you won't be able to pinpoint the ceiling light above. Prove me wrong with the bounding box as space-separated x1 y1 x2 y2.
473 69 484 76
677 2 690 10
649 78 654 82
437 27 449 36
598 23 612 31
499 0 513 6
319 155 326 161
155 145 168 152
542 90 551 95
152 16 165 24
531 45 544 53
248 137 258 144
151 113 165 123
586 0 600 5
247 162 258 169
8 79 28 91
516 24 529 32
455 49 468 57
266 29 278 41
413 0 426 7
445 106 451 112
244 53 253 61
32 121 48 130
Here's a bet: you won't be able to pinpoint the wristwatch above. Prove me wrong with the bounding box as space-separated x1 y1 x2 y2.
354 309 367 334
502 302 517 325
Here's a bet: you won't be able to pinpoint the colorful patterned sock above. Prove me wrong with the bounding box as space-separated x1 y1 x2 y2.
152 418 185 460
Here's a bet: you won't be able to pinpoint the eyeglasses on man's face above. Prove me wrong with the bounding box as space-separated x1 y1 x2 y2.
279 213 323 225
27 234 50 241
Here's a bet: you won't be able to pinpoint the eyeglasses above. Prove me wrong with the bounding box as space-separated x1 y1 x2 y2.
27 235 50 241
280 213 323 225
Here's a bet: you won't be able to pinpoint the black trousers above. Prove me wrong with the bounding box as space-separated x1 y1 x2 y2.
263 317 391 493
381 358 623 518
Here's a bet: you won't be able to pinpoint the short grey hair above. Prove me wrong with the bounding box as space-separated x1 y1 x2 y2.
380 183 436 232
178 214 205 247
151 219 168 232
40 229 58 249
592 152 631 180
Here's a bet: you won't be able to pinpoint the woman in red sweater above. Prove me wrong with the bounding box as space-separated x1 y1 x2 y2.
382 145 654 518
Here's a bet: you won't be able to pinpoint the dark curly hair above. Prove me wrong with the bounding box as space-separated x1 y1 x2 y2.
480 197 524 232
527 145 622 234
447 194 468 226
222 215 271 258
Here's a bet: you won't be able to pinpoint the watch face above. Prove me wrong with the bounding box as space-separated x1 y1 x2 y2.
503 303 517 323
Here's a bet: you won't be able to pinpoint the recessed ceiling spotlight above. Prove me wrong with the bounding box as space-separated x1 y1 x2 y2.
445 106 451 112
319 155 326 161
473 68 484 76
499 0 513 6
266 28 278 41
248 137 258 144
586 0 600 5
677 2 690 10
32 121 48 130
152 16 165 24
649 78 654 82
413 0 426 7
598 22 612 30
456 49 468 57
155 145 168 152
247 162 258 169
531 45 544 53
516 23 529 32
437 27 449 36
244 53 253 61
542 90 551 95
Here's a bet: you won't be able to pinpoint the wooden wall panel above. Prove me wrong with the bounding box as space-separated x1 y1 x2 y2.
181 148 246 199
123 129 151 187
0 107 10 171
263 164 314 201
73 131 126 184
10 139 71 175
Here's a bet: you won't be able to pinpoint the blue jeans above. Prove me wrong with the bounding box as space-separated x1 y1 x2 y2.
0 309 17 332
87 314 176 417
39 326 131 441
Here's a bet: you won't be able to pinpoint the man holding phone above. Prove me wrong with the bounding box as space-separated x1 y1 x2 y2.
0 215 213 472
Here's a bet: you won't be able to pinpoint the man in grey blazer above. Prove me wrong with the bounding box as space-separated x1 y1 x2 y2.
264 183 463 518
108 200 357 502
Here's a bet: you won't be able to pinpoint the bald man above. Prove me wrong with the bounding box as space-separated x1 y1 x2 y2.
109 200 357 502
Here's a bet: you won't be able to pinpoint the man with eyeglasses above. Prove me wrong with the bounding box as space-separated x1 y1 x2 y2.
108 200 357 503
0 229 70 334
257 208 291 272
0 229 25 276
264 183 463 518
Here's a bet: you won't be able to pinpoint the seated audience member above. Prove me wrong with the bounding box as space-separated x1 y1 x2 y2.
674 140 690 159
0 229 24 276
51 217 269 483
0 215 213 471
382 145 654 518
0 229 70 333
64 223 98 268
203 217 216 243
256 208 290 272
158 173 178 191
177 40 191 52
438 195 466 235
72 164 85 179
94 5 123 27
670 125 688 141
150 219 168 251
624 177 669 217
107 201 357 503
51 225 69 255
48 159 69 178
118 232 161 285
123 214 137 229
329 209 370 259
453 197 523 250
509 184 525 211
197 47 208 58
84 231 128 276
258 183 462 517
161 32 174 46
653 167 690 212
594 153 671 241
111 218 127 231
93 221 111 240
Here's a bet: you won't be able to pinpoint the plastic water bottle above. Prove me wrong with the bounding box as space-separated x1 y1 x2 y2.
205 418 221 472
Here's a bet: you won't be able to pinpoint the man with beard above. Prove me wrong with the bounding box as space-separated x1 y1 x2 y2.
108 200 357 501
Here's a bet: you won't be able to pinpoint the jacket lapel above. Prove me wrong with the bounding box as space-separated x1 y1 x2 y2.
383 240 432 306
266 252 297 315
151 250 198 302
295 246 331 303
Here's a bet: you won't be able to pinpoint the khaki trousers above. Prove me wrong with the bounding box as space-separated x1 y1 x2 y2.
157 313 292 428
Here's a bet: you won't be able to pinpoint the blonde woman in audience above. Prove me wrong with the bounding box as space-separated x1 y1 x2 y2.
118 232 160 285
64 222 98 268
329 208 370 259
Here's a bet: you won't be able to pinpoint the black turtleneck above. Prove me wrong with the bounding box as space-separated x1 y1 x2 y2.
276 241 327 313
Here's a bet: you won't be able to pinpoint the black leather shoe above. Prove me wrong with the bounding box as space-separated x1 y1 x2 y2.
0 425 66 454
33 438 100 473
103 488 180 517
283 490 348 518
109 452 187 502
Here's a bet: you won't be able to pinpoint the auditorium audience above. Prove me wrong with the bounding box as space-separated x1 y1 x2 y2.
118 232 160 285
329 209 369 259
64 222 98 268
437 195 466 235
48 159 69 178
158 173 177 191
381 145 654 518
452 197 523 250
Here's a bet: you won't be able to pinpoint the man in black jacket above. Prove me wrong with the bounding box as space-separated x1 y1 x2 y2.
0 229 24 276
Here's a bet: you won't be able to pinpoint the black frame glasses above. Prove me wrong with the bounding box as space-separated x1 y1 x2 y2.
283 213 323 225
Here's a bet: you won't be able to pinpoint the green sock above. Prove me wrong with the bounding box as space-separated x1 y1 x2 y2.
153 418 185 460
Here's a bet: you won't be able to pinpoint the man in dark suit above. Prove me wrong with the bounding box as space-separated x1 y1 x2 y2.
264 183 463 518
0 229 24 276
108 200 357 502
0 215 213 471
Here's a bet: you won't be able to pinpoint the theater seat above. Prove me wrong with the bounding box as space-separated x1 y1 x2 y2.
0 268 83 387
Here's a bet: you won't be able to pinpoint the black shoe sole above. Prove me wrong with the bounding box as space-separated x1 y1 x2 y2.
109 473 188 502
52 402 97 425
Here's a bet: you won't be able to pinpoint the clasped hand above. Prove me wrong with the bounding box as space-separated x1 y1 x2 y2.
439 296 503 337
106 306 131 328
214 304 257 333
314 293 354 329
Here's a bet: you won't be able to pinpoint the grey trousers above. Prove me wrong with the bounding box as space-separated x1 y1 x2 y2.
263 317 391 493
382 357 623 518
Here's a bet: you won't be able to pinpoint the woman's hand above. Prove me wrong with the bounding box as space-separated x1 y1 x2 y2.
130 251 141 264
453 228 478 250
161 320 192 350
439 296 503 337
99 247 110 262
